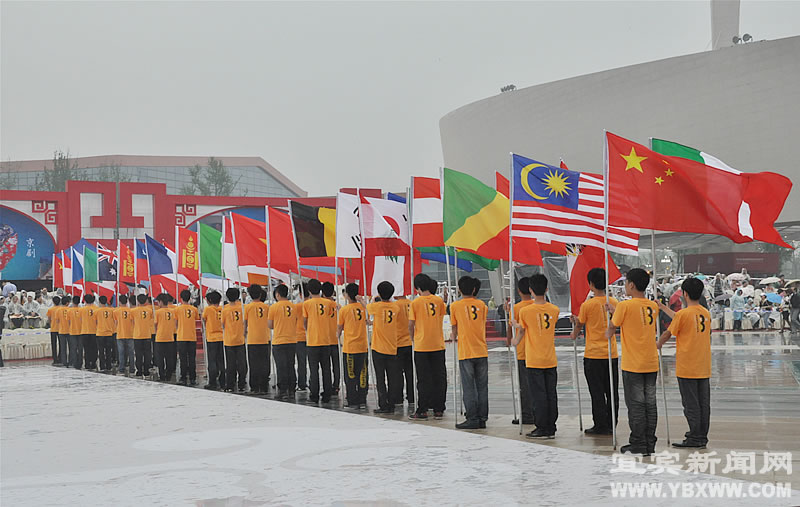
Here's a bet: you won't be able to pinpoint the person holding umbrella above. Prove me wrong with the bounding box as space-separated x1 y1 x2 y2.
730 290 746 331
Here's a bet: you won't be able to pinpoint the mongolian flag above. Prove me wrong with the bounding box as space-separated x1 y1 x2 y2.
119 241 136 285
176 226 200 287
289 201 336 258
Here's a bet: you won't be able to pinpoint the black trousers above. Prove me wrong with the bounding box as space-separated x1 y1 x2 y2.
68 334 81 369
247 343 270 392
154 341 176 380
206 341 226 387
373 351 401 411
58 333 69 366
134 339 152 375
225 344 248 390
307 345 332 401
97 335 115 371
295 341 308 389
273 343 297 395
622 370 658 451
528 367 558 435
394 345 415 403
343 352 369 406
50 331 59 363
177 341 197 382
517 360 534 423
82 334 97 370
678 377 710 445
584 357 620 431
414 349 447 415
329 344 341 392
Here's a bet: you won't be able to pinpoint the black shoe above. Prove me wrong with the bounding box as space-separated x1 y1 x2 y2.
374 408 394 414
525 428 552 439
585 426 612 435
321 397 331 403
672 440 706 449
190 380 197 386
433 411 444 420
479 421 486 429
456 420 481 429
409 412 429 420
179 379 188 386
224 388 234 393
204 384 218 390
620 444 648 455
512 418 535 425
309 397 319 404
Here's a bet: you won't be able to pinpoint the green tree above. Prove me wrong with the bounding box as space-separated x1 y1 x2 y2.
0 161 19 189
180 157 245 196
35 150 87 191
95 162 133 183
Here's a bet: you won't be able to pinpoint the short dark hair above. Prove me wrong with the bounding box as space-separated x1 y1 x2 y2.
300 282 310 298
681 277 704 301
247 284 262 300
206 291 222 305
414 274 431 291
377 281 394 301
84 294 95 304
180 289 192 303
321 281 335 298
626 268 650 292
136 294 148 305
427 276 439 294
587 268 606 291
529 274 548 296
307 279 322 295
98 295 108 305
517 277 530 295
226 287 240 302
157 293 171 305
72 295 81 305
458 276 474 296
472 277 481 296
52 296 61 305
345 283 359 302
274 284 289 299
259 290 267 302
119 294 128 304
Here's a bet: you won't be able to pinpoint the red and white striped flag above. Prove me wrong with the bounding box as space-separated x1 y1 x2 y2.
410 176 442 247
511 154 639 256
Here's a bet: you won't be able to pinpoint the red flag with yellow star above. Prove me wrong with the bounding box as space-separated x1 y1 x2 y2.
605 132 792 248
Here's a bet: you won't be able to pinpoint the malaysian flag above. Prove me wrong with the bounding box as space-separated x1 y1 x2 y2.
97 244 118 281
511 154 639 256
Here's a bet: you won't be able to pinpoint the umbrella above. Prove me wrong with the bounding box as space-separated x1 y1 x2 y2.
766 293 783 304
714 293 733 302
759 277 781 285
784 279 800 287
726 273 746 281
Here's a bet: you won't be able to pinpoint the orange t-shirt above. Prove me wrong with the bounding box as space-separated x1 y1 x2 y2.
513 300 534 360
611 298 659 373
294 302 306 342
115 307 134 339
451 297 488 360
59 306 71 334
202 306 223 342
132 306 154 340
80 305 98 334
268 300 297 345
95 307 116 337
47 306 60 333
221 302 245 346
155 308 176 342
578 296 619 360
367 301 399 355
519 302 560 369
338 302 368 354
176 304 199 342
408 295 446 352
245 302 270 345
394 298 412 348
668 305 712 379
303 297 336 347
69 307 83 335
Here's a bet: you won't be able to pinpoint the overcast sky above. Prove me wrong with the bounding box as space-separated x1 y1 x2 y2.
2 1 798 196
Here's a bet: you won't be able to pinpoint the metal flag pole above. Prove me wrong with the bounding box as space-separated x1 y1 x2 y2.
408 181 419 409
265 205 277 390
332 203 345 403
356 190 379 407
453 247 464 416
603 132 618 450
508 153 522 434
196 230 209 381
221 215 228 294
440 168 458 427
573 313 584 432
174 226 179 300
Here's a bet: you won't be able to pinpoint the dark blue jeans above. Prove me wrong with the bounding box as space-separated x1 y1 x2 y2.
622 370 658 451
117 339 134 373
460 357 489 422
529 366 558 434
678 377 710 445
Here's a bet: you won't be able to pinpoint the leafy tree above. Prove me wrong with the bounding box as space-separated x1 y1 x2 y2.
180 157 245 196
35 150 87 191
95 162 133 183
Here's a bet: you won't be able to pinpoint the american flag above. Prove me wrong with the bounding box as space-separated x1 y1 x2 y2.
511 154 639 256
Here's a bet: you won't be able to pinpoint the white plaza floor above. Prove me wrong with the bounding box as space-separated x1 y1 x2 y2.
1 365 797 506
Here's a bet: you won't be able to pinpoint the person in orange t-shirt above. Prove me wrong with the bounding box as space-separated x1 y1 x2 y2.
337 283 369 408
222 288 247 392
367 281 400 414
508 278 534 425
606 268 660 456
451 276 489 429
115 294 135 376
570 268 620 436
154 294 177 381
95 295 117 373
79 294 99 370
176 289 200 386
408 274 447 421
47 296 62 365
244 284 271 394
57 296 71 367
321 282 341 396
132 294 155 377
202 291 225 390
657 277 712 449
513 274 560 439
268 284 298 399
393 294 414 405
294 283 310 391
302 279 336 403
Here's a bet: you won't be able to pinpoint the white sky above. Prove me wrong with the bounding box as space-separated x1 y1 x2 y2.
2 1 798 196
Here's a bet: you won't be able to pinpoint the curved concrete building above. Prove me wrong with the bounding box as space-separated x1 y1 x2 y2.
440 35 800 232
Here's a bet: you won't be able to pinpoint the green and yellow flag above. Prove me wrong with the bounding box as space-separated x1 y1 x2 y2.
442 168 509 260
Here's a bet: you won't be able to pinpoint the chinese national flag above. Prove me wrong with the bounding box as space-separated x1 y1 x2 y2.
119 241 136 284
568 245 622 316
606 132 792 248
177 227 200 287
267 206 300 275
54 253 64 289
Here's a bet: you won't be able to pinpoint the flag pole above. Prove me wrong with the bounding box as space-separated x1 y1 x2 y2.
221 215 228 294
440 168 457 427
144 237 157 326
196 226 209 383
453 247 464 416
115 239 120 308
508 153 522 434
408 181 419 409
229 213 242 292
356 189 378 407
332 203 344 402
174 226 179 300
603 131 618 450
265 205 277 390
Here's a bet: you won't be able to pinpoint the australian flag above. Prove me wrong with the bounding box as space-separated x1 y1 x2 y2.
97 245 118 281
